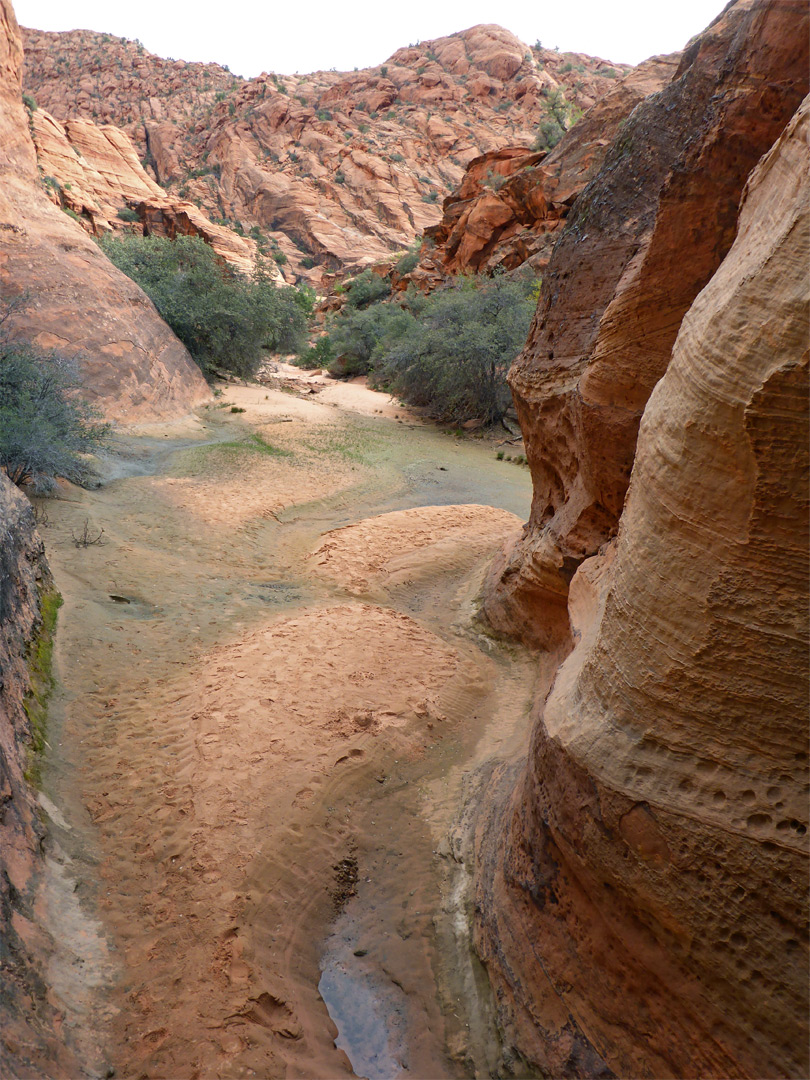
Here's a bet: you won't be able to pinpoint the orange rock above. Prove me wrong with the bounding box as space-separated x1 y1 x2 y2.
0 475 79 1078
0 0 209 421
407 54 678 289
476 90 809 1079
21 22 630 280
484 0 809 648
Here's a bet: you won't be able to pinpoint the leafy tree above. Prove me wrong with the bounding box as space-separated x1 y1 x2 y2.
374 276 535 424
100 234 307 379
301 275 536 424
0 306 110 493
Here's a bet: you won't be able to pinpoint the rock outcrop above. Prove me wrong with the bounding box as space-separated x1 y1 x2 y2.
22 23 629 282
483 0 809 649
475 41 809 1080
0 474 76 1079
0 0 209 422
28 107 276 279
407 54 679 289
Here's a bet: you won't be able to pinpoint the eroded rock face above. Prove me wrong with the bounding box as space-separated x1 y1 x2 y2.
21 23 629 283
475 92 809 1080
29 108 276 279
0 474 77 1079
0 0 209 422
407 54 679 289
484 0 809 649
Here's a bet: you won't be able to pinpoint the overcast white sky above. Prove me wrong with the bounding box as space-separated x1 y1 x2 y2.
14 0 727 78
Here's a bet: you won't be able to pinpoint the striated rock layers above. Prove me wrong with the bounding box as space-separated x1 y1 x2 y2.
22 23 629 282
483 0 809 650
407 53 679 289
28 107 276 279
474 72 809 1080
0 0 209 422
0 474 76 1079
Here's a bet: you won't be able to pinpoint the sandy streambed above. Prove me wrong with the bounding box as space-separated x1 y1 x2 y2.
34 377 537 1079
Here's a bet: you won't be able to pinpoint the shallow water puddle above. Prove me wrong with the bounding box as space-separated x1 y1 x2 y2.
319 954 404 1080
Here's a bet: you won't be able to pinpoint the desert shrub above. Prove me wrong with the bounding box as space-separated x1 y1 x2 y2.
344 269 391 310
325 303 414 376
0 335 110 494
116 206 140 222
308 275 535 423
395 243 420 275
374 276 535 424
293 333 335 370
532 88 574 150
100 234 307 378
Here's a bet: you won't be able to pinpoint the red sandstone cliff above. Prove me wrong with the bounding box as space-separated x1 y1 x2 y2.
406 53 679 289
483 0 809 650
27 105 280 279
0 0 209 422
0 474 78 1079
21 24 630 283
476 91 809 1079
474 2 809 1075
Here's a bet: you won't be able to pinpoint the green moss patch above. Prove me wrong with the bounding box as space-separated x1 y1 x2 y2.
23 587 62 786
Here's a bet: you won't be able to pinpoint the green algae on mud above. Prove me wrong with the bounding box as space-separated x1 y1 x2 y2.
32 380 536 1078
23 586 63 786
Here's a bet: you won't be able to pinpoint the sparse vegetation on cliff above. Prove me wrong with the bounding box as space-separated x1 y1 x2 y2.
100 234 309 378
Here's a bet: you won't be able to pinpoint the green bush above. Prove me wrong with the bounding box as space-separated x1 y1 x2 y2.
395 244 420 275
294 334 336 370
532 88 574 150
307 275 535 424
374 276 535 424
0 335 110 494
100 234 307 378
326 303 414 376
344 269 390 310
116 206 140 222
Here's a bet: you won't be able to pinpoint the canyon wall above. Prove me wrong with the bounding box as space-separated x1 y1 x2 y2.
406 53 679 290
483 0 809 650
0 0 209 422
0 474 76 1079
475 12 809 1080
28 107 274 279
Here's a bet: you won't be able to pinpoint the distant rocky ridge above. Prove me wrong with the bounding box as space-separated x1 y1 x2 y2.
22 23 630 282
